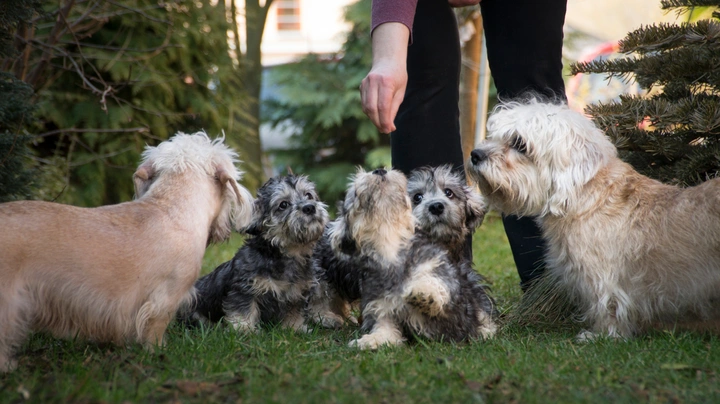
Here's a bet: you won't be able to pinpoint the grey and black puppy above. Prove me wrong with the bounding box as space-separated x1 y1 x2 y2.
329 168 497 349
308 165 489 328
407 165 487 264
306 212 361 329
184 175 329 332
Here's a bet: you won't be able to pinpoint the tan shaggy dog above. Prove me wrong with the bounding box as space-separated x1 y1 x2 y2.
0 132 253 372
467 99 720 341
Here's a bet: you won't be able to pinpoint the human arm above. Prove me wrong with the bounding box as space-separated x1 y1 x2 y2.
360 22 409 134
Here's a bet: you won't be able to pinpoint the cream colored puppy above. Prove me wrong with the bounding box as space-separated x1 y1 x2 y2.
467 98 720 340
0 132 253 372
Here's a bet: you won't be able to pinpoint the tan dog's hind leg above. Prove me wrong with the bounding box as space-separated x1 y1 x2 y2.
0 286 30 372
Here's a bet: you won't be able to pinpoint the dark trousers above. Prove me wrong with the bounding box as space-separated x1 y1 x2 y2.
391 0 567 290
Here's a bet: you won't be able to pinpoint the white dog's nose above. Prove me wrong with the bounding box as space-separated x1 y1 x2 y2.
470 149 487 165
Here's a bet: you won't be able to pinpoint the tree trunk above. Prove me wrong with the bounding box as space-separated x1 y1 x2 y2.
233 0 273 191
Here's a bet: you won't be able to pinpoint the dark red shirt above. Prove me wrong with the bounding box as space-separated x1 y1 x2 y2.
371 0 418 40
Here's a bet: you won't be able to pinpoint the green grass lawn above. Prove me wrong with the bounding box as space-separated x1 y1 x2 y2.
2 213 719 403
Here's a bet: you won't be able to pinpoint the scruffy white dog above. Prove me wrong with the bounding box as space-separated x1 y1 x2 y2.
467 99 720 340
0 132 253 372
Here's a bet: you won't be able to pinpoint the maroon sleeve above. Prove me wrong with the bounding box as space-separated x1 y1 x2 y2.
371 0 418 40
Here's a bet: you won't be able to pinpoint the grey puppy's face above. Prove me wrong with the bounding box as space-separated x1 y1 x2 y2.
408 166 486 243
245 175 329 248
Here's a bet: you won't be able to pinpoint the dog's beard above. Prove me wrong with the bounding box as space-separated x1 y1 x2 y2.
469 151 550 217
424 222 464 244
415 210 463 241
265 211 327 248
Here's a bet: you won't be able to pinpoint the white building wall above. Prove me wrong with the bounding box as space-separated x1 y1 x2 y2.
262 0 356 65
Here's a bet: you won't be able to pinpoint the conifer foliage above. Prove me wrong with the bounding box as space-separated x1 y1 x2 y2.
1 1 246 206
0 0 41 202
571 0 720 186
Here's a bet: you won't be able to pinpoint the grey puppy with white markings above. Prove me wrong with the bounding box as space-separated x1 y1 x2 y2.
183 175 329 332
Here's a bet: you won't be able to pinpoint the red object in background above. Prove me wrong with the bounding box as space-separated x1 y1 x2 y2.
567 41 644 113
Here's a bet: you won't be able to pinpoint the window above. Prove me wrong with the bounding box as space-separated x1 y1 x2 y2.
277 0 300 31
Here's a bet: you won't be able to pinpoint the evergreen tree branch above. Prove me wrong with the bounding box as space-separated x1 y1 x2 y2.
619 21 720 54
661 0 720 9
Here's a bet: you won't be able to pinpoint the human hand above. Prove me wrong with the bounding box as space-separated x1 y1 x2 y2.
361 60 407 134
448 0 481 7
361 22 409 134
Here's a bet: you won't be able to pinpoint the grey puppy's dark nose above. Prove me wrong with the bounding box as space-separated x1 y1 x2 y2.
470 149 487 165
302 204 316 215
372 168 387 176
428 202 444 216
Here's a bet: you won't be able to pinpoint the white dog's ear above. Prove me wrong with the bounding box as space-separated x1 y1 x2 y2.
547 129 611 216
133 162 155 199
214 167 254 240
464 185 487 230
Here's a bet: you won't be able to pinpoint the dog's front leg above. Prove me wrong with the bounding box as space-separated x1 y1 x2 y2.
348 316 404 350
141 315 172 349
136 298 175 349
282 305 310 333
305 287 345 329
576 287 636 341
224 297 260 333
402 270 450 317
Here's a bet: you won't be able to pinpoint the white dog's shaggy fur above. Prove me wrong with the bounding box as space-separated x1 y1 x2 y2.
467 99 720 340
0 132 253 372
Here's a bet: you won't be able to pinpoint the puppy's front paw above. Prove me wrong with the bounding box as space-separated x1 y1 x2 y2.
476 310 497 340
319 313 345 329
226 315 258 334
348 333 404 350
405 291 443 317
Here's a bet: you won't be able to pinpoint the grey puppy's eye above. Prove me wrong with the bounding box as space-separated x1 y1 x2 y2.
510 136 527 154
412 194 423 205
278 201 289 211
444 189 454 199
305 193 314 200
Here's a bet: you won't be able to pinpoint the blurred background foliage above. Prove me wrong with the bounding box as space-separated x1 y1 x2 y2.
1 0 250 205
5 0 719 208
261 0 387 208
0 0 383 208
